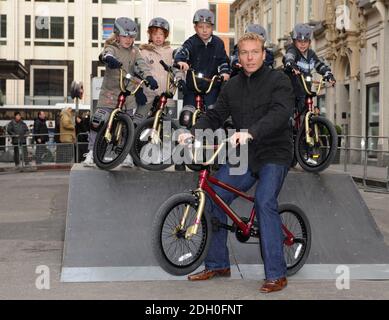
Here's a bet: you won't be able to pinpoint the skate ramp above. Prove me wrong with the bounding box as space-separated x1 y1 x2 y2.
61 165 389 282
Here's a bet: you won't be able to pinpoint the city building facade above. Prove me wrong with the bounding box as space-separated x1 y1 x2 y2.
0 0 208 107
232 0 389 164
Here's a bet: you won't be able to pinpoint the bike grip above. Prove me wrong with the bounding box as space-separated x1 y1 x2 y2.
159 60 170 72
173 62 182 69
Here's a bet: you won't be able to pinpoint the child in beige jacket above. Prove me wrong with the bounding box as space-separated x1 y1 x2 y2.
137 17 185 122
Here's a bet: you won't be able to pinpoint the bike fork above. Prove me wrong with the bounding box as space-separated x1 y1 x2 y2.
305 111 320 147
181 189 206 239
104 108 121 143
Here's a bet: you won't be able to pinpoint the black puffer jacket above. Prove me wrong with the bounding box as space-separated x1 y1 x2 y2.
33 118 49 143
174 34 230 92
7 119 29 144
192 65 295 173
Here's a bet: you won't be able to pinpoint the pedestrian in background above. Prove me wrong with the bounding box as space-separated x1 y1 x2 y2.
58 106 76 163
7 111 29 167
33 111 49 164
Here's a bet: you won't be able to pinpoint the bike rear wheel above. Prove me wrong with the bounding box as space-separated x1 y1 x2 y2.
94 112 134 170
295 115 337 173
152 193 212 276
278 204 311 276
131 117 177 171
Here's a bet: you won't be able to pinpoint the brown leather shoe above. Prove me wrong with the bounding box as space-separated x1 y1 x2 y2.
259 277 287 293
188 268 231 281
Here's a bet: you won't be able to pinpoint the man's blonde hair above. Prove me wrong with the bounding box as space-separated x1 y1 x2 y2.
237 32 265 52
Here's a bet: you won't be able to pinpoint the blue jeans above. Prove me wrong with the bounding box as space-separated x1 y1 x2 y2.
204 163 289 281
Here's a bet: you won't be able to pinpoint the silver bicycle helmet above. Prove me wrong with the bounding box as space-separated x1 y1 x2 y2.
148 17 170 33
193 9 215 25
292 23 312 41
245 24 267 42
114 17 138 37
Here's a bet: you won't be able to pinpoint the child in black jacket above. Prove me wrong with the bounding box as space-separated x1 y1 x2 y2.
283 23 336 113
174 8 230 127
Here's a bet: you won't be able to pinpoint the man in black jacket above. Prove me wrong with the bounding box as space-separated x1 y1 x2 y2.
179 32 295 293
33 111 49 164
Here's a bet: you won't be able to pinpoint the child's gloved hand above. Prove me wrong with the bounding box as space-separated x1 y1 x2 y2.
324 72 336 86
135 88 147 106
104 55 122 69
145 76 159 90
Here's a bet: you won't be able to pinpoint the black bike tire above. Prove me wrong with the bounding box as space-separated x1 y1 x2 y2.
295 115 338 173
131 117 178 171
278 203 311 276
94 113 134 170
152 193 212 276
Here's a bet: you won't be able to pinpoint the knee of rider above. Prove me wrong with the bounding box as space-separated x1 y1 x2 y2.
255 198 278 215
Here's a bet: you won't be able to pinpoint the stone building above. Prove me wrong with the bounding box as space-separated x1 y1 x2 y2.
232 0 389 164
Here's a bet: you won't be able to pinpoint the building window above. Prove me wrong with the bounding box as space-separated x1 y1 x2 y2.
0 80 5 106
25 16 31 39
102 18 115 40
92 17 99 41
31 68 66 106
366 84 380 158
265 8 272 43
68 16 74 40
135 18 141 42
35 16 64 40
229 6 235 32
171 19 185 45
209 4 217 27
0 15 6 38
372 42 378 64
277 0 287 40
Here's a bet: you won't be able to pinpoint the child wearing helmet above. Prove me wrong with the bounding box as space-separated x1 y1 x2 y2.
283 23 336 113
174 8 230 128
83 17 158 167
230 24 275 77
137 17 185 123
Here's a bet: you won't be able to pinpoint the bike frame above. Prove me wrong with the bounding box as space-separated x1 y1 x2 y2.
104 69 146 143
293 74 324 147
190 70 222 127
184 168 294 245
180 139 294 243
150 62 179 143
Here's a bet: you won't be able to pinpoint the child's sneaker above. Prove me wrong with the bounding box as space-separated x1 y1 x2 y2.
121 154 134 168
82 150 94 167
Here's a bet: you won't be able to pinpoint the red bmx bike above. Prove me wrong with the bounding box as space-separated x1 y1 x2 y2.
151 140 311 276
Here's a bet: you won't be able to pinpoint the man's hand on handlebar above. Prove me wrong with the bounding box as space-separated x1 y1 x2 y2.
229 132 253 148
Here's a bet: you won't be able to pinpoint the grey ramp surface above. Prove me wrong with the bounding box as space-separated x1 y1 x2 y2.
62 165 389 281
230 170 389 265
63 166 197 268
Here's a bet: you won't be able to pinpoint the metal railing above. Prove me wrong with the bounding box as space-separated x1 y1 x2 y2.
336 135 389 192
1 132 389 192
0 132 89 169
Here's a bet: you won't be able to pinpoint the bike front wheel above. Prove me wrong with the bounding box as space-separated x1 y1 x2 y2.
295 115 338 173
278 204 311 276
94 112 135 170
131 117 177 171
152 193 212 276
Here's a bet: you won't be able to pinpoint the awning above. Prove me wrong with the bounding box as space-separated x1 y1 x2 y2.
0 60 28 80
